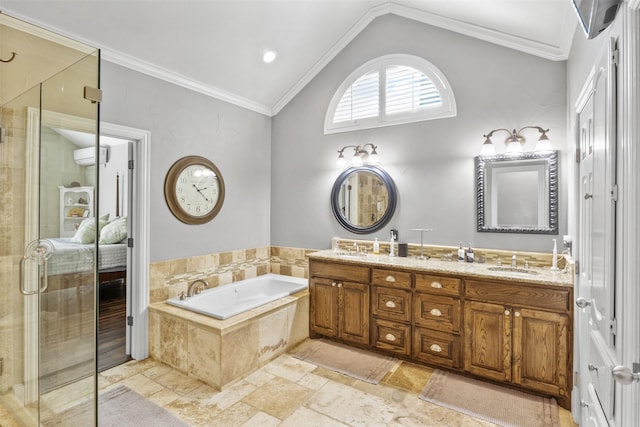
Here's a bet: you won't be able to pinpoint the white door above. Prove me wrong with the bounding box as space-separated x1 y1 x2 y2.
577 37 619 425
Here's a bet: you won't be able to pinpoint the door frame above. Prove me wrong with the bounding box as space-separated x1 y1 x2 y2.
100 122 150 360
618 3 640 426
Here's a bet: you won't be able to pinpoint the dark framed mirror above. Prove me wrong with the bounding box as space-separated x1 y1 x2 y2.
476 151 558 234
331 165 397 234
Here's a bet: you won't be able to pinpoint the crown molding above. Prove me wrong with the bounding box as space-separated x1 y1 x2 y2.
271 1 570 115
101 50 272 116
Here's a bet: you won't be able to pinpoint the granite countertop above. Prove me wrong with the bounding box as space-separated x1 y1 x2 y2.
308 249 574 288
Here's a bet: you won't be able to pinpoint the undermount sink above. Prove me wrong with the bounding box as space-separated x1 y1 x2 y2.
487 266 539 275
335 251 368 258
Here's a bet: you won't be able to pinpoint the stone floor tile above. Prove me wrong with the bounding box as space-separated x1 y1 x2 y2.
262 353 317 382
242 411 281 427
280 406 350 427
242 376 313 419
243 368 276 387
153 368 203 396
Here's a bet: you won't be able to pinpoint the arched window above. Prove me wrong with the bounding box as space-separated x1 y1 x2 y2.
325 54 456 134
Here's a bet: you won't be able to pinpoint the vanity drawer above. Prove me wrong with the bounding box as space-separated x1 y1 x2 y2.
415 274 462 296
310 260 369 283
372 286 412 323
412 327 461 369
413 293 461 333
372 318 411 356
465 279 571 312
372 268 412 289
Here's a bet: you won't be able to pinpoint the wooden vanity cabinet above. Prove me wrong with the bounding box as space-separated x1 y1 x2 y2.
463 279 571 402
308 256 572 407
309 262 370 346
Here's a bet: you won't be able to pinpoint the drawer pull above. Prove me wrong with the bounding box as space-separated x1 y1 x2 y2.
430 344 442 353
429 308 442 317
385 300 397 308
385 275 396 282
505 310 511 316
515 311 521 317
385 333 396 342
430 281 443 289
332 282 337 287
337 283 343 288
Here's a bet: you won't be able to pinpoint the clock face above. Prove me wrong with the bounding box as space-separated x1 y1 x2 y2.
164 156 225 224
175 165 220 217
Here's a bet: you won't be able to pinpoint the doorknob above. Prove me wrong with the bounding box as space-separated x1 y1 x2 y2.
584 193 593 199
576 297 592 308
612 364 640 385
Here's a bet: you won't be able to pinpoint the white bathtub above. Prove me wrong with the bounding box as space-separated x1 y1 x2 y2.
166 273 308 320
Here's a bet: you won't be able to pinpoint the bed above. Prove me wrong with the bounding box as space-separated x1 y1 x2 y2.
46 237 127 276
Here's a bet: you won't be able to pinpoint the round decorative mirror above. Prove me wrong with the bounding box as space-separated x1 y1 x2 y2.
330 165 397 234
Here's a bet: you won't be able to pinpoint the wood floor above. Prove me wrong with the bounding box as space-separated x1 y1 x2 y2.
98 278 131 372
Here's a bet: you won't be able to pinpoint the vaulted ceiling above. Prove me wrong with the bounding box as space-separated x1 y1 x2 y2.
1 0 577 116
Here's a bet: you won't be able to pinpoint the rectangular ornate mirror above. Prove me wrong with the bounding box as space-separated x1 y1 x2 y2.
475 151 558 234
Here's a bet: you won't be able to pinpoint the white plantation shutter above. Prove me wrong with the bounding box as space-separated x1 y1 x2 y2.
325 54 456 134
385 65 442 115
333 71 379 123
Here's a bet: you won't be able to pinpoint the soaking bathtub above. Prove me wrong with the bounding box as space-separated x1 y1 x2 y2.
166 273 308 320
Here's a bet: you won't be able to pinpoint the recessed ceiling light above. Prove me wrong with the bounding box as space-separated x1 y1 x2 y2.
262 50 277 64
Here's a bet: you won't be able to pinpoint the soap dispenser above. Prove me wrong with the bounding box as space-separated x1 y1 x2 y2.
466 243 474 263
457 242 465 262
389 231 396 257
373 238 380 255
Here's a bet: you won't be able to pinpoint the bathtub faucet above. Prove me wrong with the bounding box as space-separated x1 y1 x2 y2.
187 279 208 297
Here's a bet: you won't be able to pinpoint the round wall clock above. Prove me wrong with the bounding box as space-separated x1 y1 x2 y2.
164 156 225 224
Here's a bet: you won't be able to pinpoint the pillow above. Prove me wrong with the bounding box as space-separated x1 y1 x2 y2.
99 216 127 244
71 214 110 244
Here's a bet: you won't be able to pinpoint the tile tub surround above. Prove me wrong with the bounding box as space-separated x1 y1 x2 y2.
149 288 309 390
149 246 315 305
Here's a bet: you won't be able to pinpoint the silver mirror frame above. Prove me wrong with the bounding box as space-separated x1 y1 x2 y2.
331 165 397 234
476 151 558 234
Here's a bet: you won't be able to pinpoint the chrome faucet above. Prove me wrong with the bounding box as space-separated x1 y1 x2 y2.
511 255 517 268
187 279 208 297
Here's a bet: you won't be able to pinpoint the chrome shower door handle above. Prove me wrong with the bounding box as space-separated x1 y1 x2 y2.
20 240 54 295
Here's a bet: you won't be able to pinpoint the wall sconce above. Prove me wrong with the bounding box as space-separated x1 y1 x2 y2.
336 143 380 167
480 126 552 156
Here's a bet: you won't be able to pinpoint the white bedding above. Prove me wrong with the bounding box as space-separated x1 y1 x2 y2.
46 238 127 276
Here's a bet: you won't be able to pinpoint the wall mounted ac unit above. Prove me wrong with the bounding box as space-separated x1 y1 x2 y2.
73 147 109 166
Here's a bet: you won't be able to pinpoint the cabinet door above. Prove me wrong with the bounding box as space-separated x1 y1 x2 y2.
310 278 338 337
339 281 370 345
464 300 511 382
512 308 569 397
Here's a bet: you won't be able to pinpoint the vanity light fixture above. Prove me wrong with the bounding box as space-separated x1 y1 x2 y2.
336 143 380 167
480 126 552 156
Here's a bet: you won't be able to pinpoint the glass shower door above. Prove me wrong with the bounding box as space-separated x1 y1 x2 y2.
0 46 100 426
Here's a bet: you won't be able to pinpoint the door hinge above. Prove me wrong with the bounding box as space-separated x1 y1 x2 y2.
612 47 620 67
574 260 580 275
127 316 133 326
611 185 618 202
610 318 618 336
0 357 3 376
128 159 134 170
573 371 579 387
127 238 134 248
0 126 5 144
83 86 102 103
576 147 581 163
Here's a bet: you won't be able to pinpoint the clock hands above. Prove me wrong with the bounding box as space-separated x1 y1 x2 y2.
192 184 211 203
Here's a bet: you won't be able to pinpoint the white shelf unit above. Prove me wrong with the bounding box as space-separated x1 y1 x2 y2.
59 186 94 237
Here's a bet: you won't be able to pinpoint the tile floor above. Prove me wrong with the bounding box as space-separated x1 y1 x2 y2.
1 342 578 426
